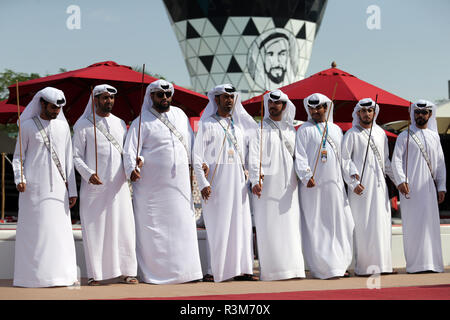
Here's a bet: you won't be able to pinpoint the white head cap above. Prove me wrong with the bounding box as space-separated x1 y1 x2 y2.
352 97 380 127
19 87 67 123
74 84 117 128
201 83 257 132
263 90 295 126
141 79 175 114
411 99 437 132
303 93 334 123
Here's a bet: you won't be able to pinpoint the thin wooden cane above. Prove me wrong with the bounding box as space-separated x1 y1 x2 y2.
359 94 378 185
16 81 23 184
1 153 5 222
90 86 98 175
405 102 412 199
135 64 146 169
311 83 338 179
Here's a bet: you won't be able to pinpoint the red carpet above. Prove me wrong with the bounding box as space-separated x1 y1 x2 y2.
123 284 450 300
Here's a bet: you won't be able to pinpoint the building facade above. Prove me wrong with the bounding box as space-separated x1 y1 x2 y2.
163 0 328 100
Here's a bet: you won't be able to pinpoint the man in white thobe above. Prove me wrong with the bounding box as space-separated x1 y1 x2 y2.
193 84 258 282
12 87 78 287
72 84 138 285
341 98 395 276
294 93 354 279
392 100 446 273
249 90 305 281
124 80 202 284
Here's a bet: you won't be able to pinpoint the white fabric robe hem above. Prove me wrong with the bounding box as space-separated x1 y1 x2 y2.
13 277 77 288
406 264 444 274
311 268 347 280
139 271 203 285
259 269 306 281
355 265 393 276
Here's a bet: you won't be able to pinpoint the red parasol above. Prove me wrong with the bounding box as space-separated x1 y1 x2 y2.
243 63 410 125
6 61 208 125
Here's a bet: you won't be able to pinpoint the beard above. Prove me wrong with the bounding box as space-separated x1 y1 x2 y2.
98 102 113 114
269 108 283 118
360 118 373 125
154 100 170 112
44 108 58 119
266 67 286 84
415 117 428 126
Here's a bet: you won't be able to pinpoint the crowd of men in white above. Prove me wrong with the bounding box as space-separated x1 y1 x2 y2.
11 80 446 287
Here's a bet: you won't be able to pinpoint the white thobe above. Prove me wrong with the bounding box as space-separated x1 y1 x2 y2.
72 114 137 281
342 125 394 275
392 127 446 273
12 117 78 287
249 120 305 281
123 106 202 284
295 121 354 279
193 116 254 282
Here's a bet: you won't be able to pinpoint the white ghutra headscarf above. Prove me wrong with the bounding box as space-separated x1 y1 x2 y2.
140 79 175 116
351 97 380 128
303 93 334 123
19 87 67 123
73 84 117 129
201 83 257 133
410 99 437 133
263 89 296 126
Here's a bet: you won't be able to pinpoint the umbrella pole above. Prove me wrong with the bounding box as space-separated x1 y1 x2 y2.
136 64 145 169
312 83 338 180
360 94 379 185
1 153 4 223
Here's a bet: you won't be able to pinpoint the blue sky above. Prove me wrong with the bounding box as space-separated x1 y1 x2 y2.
1 0 449 103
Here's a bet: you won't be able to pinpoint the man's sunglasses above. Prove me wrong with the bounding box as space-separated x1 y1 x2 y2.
155 91 172 98
414 109 430 115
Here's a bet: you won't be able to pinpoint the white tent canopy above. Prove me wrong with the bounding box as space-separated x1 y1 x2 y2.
436 100 450 134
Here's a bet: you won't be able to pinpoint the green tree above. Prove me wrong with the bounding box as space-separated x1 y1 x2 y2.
0 69 41 100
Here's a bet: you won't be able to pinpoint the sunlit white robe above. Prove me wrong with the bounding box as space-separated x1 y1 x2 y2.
295 121 354 279
249 120 305 281
193 116 254 282
124 106 203 284
342 125 394 275
12 117 77 287
73 114 137 281
392 127 446 273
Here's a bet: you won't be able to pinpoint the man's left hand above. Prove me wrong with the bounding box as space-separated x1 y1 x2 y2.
438 191 446 204
69 197 77 209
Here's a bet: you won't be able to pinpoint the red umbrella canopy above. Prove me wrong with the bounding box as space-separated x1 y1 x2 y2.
243 65 411 125
0 100 25 124
6 61 208 125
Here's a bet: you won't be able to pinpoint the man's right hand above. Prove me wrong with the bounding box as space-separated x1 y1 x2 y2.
201 186 211 201
353 184 365 195
202 163 209 178
397 182 410 197
252 183 262 198
17 182 26 193
130 169 141 182
136 157 143 169
307 177 316 188
89 173 103 185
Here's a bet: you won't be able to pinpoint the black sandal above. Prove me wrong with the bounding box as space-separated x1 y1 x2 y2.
202 274 214 282
234 274 258 281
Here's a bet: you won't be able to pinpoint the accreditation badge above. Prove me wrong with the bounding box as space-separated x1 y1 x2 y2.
227 149 235 163
320 148 328 163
